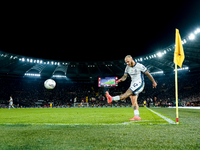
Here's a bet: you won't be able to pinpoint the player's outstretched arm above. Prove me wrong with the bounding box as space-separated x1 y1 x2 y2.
117 74 128 83
145 71 157 88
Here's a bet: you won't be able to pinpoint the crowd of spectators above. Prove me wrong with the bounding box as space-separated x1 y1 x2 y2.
0 71 200 108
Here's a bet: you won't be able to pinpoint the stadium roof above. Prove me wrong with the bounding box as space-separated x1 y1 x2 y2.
0 28 199 81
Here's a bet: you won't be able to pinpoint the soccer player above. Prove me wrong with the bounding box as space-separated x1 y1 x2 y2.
9 96 15 109
106 55 157 120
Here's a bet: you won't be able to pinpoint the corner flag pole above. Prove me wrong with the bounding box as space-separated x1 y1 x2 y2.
175 59 179 124
174 29 185 124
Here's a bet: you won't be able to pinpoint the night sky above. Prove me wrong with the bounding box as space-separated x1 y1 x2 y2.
0 1 200 62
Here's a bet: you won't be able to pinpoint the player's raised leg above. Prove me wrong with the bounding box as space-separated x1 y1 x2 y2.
106 89 133 103
129 95 141 121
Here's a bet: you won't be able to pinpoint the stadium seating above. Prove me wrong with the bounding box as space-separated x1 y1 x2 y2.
0 70 200 108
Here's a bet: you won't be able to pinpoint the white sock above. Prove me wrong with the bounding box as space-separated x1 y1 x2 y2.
134 110 139 117
112 96 120 101
9 106 11 109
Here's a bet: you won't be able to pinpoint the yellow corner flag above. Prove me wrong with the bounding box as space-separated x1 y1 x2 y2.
174 29 185 68
173 29 185 124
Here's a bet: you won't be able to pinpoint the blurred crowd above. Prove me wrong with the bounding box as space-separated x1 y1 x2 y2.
0 71 200 108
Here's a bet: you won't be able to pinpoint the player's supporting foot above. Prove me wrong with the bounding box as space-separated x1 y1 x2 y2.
129 116 141 121
105 91 112 103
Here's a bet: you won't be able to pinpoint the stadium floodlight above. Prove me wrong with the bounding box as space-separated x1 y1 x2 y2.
40 60 43 64
22 58 25 62
51 61 54 65
30 59 33 63
151 71 164 75
188 33 195 40
194 28 200 34
157 52 162 57
24 73 40 77
182 39 187 44
174 67 189 71
53 75 66 78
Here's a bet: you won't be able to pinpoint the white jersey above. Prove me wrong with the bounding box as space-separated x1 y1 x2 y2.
124 62 147 95
9 98 13 105
124 62 147 82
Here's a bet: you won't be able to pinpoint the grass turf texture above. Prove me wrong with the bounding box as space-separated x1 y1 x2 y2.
0 107 200 149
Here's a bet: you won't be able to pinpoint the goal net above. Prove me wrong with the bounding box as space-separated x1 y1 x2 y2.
74 103 89 107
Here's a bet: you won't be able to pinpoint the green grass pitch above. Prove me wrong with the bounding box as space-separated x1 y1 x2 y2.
102 80 115 85
0 107 200 149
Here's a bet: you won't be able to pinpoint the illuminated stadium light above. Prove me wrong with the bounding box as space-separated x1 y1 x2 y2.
174 67 189 71
151 71 164 75
53 75 66 78
40 60 43 64
182 39 187 44
24 73 41 77
188 33 195 40
194 28 200 34
157 52 162 57
22 58 25 62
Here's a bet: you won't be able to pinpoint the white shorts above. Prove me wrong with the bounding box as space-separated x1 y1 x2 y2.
129 81 145 95
9 102 13 106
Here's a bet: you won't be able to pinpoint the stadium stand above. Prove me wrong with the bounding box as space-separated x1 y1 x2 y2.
1 69 200 108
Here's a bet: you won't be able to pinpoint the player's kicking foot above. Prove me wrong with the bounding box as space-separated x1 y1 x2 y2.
105 91 112 103
129 116 141 121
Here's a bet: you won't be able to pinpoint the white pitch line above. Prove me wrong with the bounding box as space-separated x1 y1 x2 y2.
0 120 167 126
146 108 176 124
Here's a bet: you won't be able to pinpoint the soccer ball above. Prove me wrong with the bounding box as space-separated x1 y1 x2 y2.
44 79 56 89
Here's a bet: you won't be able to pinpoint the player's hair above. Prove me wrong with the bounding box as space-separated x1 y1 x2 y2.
124 55 132 60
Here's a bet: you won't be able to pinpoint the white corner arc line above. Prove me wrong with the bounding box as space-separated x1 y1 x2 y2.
146 108 176 124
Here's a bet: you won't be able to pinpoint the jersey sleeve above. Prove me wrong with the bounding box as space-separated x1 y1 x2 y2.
124 66 128 74
139 63 147 73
